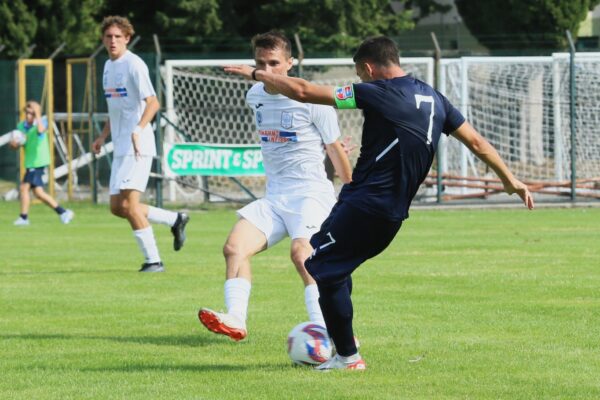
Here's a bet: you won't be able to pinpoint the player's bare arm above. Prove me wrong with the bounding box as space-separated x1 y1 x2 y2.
452 121 534 210
92 121 111 154
224 65 335 106
131 95 160 159
31 103 47 133
325 141 352 183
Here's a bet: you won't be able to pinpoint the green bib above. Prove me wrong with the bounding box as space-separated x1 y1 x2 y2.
18 121 50 168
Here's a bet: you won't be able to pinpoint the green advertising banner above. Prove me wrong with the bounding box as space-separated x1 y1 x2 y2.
165 143 264 176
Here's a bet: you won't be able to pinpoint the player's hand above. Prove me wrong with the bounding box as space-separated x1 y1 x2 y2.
31 102 42 118
505 179 534 210
8 139 19 150
341 136 358 155
223 64 255 80
91 137 105 155
131 132 141 160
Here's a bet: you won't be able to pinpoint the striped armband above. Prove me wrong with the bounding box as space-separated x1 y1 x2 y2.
333 84 357 109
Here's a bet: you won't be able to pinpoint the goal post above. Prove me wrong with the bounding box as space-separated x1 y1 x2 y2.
66 57 95 201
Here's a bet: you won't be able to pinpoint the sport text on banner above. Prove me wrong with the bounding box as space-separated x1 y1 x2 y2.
165 143 264 176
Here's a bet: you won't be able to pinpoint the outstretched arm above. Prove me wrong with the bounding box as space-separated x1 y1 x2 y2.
224 65 335 106
451 121 534 210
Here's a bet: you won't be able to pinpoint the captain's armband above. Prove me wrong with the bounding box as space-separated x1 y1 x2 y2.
333 84 357 109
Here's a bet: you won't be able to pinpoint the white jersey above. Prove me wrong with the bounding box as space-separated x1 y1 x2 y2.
246 83 341 195
103 50 156 157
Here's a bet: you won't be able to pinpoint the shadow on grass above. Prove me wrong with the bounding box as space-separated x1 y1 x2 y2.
79 362 261 373
0 333 227 347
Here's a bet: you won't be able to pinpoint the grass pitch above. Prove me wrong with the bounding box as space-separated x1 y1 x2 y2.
1 201 599 399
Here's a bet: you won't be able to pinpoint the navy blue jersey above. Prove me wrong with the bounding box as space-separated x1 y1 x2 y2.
335 76 465 221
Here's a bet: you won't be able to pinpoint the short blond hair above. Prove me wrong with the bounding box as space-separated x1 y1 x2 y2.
101 15 134 37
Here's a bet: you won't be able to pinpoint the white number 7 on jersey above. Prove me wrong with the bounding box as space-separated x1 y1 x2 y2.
415 94 435 145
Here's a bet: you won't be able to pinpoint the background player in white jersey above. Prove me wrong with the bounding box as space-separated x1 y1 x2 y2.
198 31 353 341
91 16 189 273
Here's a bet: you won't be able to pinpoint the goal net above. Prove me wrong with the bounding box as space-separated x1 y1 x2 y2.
164 57 433 202
439 54 600 200
164 54 600 203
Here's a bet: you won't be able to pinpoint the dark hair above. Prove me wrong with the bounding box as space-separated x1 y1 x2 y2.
101 15 135 37
353 36 400 67
251 30 292 58
25 100 40 109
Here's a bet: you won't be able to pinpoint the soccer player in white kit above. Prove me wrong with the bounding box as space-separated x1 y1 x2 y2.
198 31 353 340
92 16 189 272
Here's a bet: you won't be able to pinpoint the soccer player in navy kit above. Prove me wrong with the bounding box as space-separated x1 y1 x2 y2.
225 36 534 370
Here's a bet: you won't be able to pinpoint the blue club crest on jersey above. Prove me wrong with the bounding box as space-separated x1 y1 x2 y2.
281 111 293 129
256 111 263 125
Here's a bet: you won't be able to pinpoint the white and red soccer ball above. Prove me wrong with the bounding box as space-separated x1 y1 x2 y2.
287 322 332 365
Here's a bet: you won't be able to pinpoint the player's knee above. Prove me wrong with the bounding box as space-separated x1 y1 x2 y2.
110 202 127 218
223 240 242 259
291 251 310 271
290 245 312 270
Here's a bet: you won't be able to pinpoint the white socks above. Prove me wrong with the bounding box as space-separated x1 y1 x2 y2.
305 284 325 326
133 226 161 263
338 353 362 363
147 206 178 227
222 280 322 328
224 278 251 324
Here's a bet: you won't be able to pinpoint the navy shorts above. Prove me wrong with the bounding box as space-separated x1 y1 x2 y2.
23 167 45 188
305 201 402 285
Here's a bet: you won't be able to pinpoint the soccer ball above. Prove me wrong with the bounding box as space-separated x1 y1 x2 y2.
286 322 332 365
11 130 26 145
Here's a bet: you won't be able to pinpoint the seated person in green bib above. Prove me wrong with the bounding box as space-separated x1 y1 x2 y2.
9 100 74 226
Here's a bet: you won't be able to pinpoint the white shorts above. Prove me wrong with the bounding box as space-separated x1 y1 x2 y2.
237 193 336 247
109 155 153 195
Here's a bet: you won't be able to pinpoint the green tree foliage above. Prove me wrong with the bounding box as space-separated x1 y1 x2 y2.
217 0 415 55
100 0 221 44
455 0 594 50
0 0 101 58
30 0 103 56
0 0 36 58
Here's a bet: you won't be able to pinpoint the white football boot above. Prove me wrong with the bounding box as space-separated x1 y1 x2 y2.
198 308 247 341
13 217 30 226
315 354 366 371
60 209 75 224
